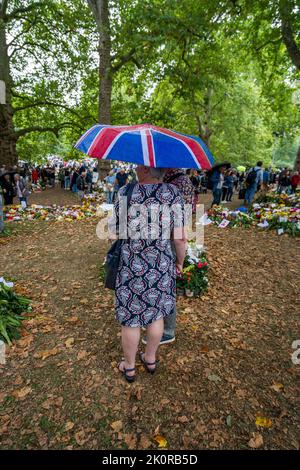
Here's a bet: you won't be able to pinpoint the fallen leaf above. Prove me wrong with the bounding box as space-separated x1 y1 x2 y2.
62 297 71 301
248 433 264 449
226 415 232 427
34 348 60 360
65 421 75 431
139 435 152 449
255 416 272 428
270 383 284 392
153 435 167 448
110 420 123 432
80 298 89 304
75 430 86 446
124 433 137 449
65 338 75 348
178 416 189 423
208 374 222 383
77 350 88 360
12 386 32 400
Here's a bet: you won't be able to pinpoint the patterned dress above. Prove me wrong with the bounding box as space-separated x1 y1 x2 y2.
114 183 184 327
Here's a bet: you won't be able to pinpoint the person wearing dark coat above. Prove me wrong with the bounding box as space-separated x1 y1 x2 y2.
0 173 14 205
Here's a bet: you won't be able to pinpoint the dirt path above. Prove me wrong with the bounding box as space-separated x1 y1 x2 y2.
0 189 300 450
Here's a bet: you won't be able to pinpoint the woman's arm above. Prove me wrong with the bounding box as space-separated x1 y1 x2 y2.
173 227 188 272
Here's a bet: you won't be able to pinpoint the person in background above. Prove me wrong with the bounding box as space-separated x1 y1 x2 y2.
32 167 39 185
211 165 227 206
70 167 79 193
224 170 234 202
104 170 116 204
58 167 65 189
76 170 87 200
189 169 200 213
244 161 264 206
113 169 128 202
291 171 300 193
86 168 93 193
163 168 194 206
233 172 239 192
0 173 14 205
115 169 128 190
64 167 71 190
278 169 291 194
14 173 29 207
92 167 99 190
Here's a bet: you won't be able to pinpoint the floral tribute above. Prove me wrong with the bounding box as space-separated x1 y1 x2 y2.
176 242 209 297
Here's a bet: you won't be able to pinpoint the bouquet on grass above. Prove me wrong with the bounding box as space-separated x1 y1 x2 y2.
176 242 209 297
0 278 32 344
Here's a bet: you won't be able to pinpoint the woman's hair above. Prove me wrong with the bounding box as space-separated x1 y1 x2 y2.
148 167 167 179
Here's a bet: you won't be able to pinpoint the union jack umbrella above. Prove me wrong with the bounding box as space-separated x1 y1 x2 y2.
74 123 214 169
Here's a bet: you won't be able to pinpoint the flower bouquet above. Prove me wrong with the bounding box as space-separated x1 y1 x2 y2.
177 243 209 297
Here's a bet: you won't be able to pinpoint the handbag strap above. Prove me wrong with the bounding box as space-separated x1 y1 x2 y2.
118 183 135 240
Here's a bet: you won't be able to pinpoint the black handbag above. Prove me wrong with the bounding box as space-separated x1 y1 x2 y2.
104 184 135 290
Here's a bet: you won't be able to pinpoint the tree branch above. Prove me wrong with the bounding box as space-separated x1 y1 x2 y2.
0 0 8 17
279 0 300 71
14 122 83 139
13 98 96 122
111 47 137 73
4 2 45 22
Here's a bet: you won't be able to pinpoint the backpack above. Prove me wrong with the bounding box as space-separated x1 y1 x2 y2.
245 168 259 186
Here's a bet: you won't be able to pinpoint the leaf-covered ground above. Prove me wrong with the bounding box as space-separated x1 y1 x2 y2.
1 188 300 450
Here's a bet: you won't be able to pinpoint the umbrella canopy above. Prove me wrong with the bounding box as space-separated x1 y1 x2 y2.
74 124 214 170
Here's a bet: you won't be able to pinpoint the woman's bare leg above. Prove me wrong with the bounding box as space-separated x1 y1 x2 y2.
144 318 164 369
120 326 140 376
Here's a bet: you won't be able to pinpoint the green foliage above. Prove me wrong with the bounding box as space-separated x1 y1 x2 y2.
0 283 31 345
3 0 299 166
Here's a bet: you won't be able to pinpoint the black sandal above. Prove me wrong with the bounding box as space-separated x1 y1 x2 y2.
139 352 159 375
117 360 136 383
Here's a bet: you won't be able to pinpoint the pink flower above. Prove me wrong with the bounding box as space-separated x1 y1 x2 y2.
197 262 203 269
204 262 208 267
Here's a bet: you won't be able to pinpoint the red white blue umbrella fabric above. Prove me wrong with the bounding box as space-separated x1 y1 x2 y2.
75 123 214 169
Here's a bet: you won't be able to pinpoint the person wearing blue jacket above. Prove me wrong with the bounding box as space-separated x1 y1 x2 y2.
211 166 226 206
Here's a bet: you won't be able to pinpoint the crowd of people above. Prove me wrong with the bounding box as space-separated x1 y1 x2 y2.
0 160 299 211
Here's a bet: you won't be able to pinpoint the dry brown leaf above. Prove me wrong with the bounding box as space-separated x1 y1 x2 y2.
75 430 86 446
139 435 152 449
178 416 189 423
77 350 88 360
80 298 89 304
270 383 284 392
248 433 264 449
12 386 32 400
65 338 75 348
34 348 60 360
124 433 137 449
111 420 123 432
65 421 75 431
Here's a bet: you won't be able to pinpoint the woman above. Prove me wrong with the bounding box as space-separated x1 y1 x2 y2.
224 171 234 202
0 173 14 205
14 173 29 207
113 166 187 382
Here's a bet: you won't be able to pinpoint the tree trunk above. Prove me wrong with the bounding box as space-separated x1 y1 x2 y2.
0 16 18 168
294 144 300 172
279 0 300 71
87 0 112 180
